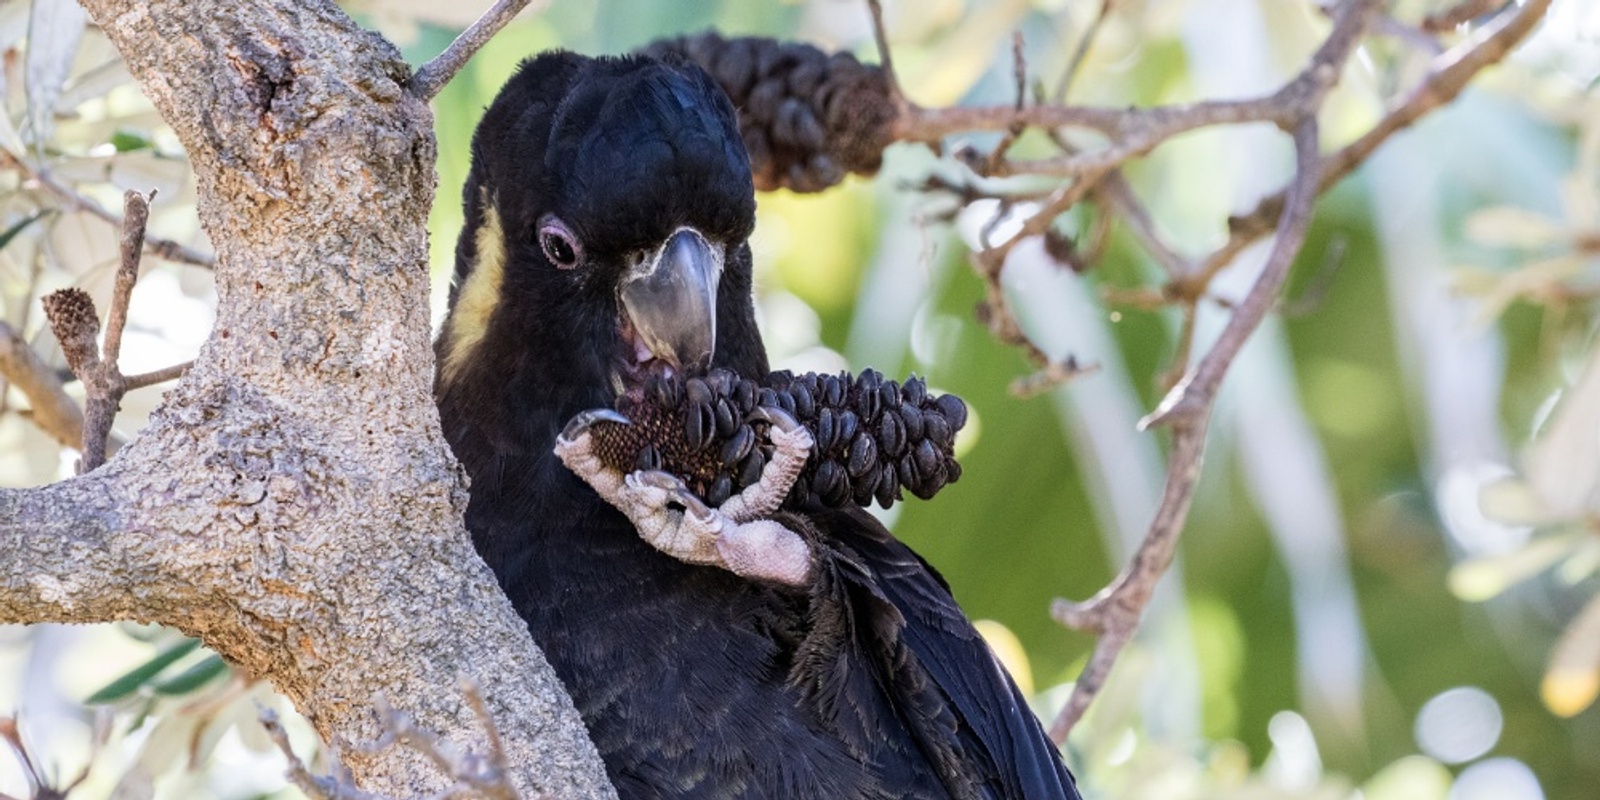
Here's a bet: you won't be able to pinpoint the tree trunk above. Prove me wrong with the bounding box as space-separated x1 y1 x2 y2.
0 1 614 796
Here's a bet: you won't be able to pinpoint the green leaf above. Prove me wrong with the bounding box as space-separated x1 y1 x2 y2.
84 638 202 705
108 129 152 152
150 653 228 696
0 210 49 252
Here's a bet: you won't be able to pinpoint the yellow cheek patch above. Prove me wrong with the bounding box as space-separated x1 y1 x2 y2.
441 203 508 385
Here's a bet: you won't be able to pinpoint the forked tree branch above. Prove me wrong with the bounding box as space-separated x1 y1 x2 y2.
855 0 1550 741
409 0 538 101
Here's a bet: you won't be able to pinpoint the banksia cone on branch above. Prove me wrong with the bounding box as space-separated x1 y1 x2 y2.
583 367 966 511
640 31 897 193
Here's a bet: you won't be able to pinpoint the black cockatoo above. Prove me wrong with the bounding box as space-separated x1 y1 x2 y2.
434 49 1084 800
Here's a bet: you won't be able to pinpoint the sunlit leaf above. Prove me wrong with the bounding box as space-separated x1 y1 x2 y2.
1359 755 1452 800
1521 339 1600 519
974 619 1032 695
1463 206 1566 249
1542 590 1600 718
84 638 202 704
1448 531 1584 602
1478 476 1550 526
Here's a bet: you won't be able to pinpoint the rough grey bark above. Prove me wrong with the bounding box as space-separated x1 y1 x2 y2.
0 1 615 796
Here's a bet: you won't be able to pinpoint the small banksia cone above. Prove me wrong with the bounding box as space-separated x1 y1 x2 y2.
580 367 966 511
639 31 896 194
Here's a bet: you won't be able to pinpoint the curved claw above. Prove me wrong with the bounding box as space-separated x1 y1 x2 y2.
627 469 713 519
559 408 631 443
747 405 801 434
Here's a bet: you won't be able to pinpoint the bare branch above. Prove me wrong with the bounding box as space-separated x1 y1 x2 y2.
1194 0 1550 285
1048 412 1210 739
1420 0 1508 33
1054 0 1114 103
1047 116 1322 740
0 321 84 449
864 0 906 106
1145 118 1323 428
0 151 215 269
102 190 150 367
262 708 389 800
408 0 537 102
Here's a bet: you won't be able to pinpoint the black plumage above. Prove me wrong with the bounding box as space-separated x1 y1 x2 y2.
435 49 1083 800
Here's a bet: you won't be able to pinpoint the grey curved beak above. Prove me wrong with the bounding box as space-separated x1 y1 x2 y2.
619 228 721 369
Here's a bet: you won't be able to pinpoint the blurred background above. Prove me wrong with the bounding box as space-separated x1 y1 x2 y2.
3 0 1599 797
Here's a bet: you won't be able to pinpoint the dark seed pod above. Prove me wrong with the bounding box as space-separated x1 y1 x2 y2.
852 465 878 506
854 381 879 423
897 454 917 489
791 382 815 419
578 365 968 512
686 376 713 408
815 407 836 454
879 379 900 412
737 449 766 487
899 403 924 442
813 460 849 507
846 432 878 478
706 369 734 397
878 412 907 458
822 373 845 407
935 393 968 431
707 474 734 506
733 378 757 415
902 376 926 406
714 397 738 438
924 412 952 449
874 463 900 508
912 438 940 480
636 443 663 472
834 409 859 451
685 401 714 450
721 425 757 467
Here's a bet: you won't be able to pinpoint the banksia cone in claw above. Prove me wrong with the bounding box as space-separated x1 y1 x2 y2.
639 31 897 194
579 367 967 511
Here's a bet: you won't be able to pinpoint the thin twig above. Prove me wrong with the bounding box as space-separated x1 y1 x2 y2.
864 0 906 106
1045 116 1322 740
102 190 151 367
1192 0 1549 288
0 321 85 449
123 360 193 391
40 191 191 472
1145 118 1322 428
261 707 388 800
0 151 215 269
1054 0 1115 103
408 0 537 102
1420 0 1508 33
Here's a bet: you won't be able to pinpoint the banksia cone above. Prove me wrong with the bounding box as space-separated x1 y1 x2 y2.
640 31 896 194
583 367 966 510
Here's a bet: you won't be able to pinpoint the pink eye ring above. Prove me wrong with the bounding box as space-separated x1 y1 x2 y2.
538 215 582 269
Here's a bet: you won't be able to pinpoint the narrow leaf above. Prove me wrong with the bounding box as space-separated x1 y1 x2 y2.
0 210 49 252
84 638 202 705
150 654 229 696
1542 591 1600 717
